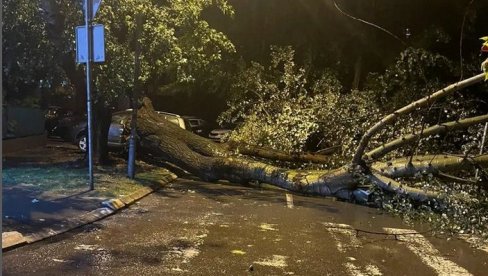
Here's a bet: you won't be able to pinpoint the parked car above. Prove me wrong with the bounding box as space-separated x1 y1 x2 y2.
45 106 62 135
74 110 187 152
45 106 80 138
157 111 186 130
208 128 232 143
182 116 209 136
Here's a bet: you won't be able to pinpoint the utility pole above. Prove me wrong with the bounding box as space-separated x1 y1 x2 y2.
84 0 94 189
128 13 144 179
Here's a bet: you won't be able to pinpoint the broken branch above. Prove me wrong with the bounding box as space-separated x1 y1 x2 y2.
352 73 486 165
366 114 488 160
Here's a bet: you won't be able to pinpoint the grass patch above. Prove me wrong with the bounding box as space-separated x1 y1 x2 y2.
94 173 146 198
2 166 173 198
3 166 88 191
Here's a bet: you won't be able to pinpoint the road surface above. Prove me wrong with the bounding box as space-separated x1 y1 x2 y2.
3 178 488 275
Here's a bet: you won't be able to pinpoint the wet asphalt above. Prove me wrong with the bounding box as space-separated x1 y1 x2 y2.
2 186 105 235
3 178 488 275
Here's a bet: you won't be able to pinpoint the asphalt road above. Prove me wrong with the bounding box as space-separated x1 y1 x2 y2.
3 178 488 275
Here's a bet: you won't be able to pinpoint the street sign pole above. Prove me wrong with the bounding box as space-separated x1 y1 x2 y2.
85 0 94 189
128 14 144 179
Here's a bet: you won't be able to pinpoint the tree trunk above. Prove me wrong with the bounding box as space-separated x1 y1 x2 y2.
226 141 331 163
94 99 112 165
135 94 488 202
136 98 356 199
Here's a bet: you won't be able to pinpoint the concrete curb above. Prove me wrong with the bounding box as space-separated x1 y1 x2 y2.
2 231 27 250
2 170 177 251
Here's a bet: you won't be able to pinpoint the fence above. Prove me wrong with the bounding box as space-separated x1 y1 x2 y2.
2 106 45 139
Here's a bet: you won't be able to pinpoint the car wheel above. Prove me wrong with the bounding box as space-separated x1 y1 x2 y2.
77 134 87 153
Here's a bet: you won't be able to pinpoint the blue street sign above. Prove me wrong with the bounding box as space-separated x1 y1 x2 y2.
76 24 105 63
83 0 102 19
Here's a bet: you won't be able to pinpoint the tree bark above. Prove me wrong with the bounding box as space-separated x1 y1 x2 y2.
368 173 440 202
226 142 331 163
372 154 488 178
94 100 112 165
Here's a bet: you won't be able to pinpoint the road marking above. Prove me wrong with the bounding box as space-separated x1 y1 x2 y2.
344 262 367 276
384 228 472 276
364 264 382 276
259 223 278 231
286 193 294 208
323 222 382 276
459 235 488 254
344 262 383 276
322 222 360 253
254 255 288 268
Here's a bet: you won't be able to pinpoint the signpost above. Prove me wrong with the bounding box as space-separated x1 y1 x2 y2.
83 0 102 18
128 14 144 179
76 24 105 63
75 0 104 190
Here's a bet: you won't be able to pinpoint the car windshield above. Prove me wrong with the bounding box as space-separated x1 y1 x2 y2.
165 117 179 125
189 119 200 127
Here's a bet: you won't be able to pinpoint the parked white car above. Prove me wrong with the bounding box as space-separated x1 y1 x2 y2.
208 128 232 143
76 110 187 152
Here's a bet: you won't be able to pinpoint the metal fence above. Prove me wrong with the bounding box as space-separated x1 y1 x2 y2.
2 105 45 139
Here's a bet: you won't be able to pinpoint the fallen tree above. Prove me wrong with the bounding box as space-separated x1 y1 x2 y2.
136 73 487 202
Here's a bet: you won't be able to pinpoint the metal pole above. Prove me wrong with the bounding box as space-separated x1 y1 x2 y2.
85 0 94 189
128 13 143 179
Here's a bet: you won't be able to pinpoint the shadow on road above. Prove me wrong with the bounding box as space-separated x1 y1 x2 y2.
2 186 105 235
153 178 341 214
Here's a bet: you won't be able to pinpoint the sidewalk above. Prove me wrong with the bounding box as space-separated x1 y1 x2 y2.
3 186 109 235
2 140 177 250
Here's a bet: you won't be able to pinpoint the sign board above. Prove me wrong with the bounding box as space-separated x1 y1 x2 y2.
76 24 105 63
83 0 102 19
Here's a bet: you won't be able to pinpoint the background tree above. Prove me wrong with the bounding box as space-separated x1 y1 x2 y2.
2 0 237 163
219 46 342 153
2 0 67 107
89 0 236 163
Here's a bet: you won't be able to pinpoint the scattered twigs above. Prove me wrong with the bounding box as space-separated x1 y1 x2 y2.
437 171 477 184
322 223 433 238
315 145 341 155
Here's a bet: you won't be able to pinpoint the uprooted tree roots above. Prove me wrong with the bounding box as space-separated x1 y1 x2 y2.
135 73 488 203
